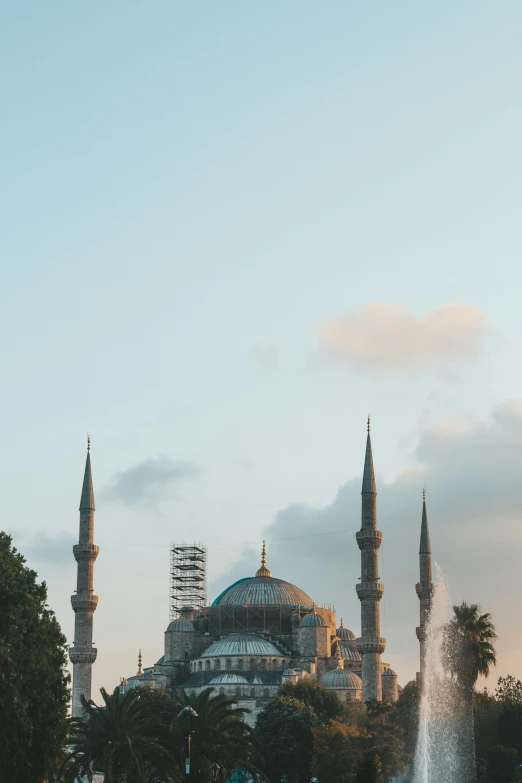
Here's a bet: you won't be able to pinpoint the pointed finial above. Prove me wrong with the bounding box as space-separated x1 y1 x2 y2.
336 641 344 669
340 618 344 628
255 540 272 578
87 434 91 452
137 649 143 676
367 415 370 434
420 488 431 555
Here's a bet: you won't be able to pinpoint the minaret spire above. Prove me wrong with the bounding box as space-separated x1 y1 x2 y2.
256 540 272 578
356 418 385 701
416 488 434 680
69 439 99 717
137 650 143 676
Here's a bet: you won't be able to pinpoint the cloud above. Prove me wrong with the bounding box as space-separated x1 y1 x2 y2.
101 455 199 507
250 342 280 372
211 401 522 686
10 529 76 568
316 301 491 373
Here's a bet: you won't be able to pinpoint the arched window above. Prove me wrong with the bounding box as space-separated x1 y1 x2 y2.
259 659 266 670
237 658 243 670
226 658 232 670
235 686 241 697
250 658 256 670
219 688 225 696
272 659 278 669
263 688 270 698
250 687 255 698
281 660 286 668
214 660 221 670
205 660 211 670
184 652 189 659
198 661 202 671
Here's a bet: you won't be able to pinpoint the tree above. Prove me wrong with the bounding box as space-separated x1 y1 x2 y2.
255 695 319 783
0 532 70 783
391 680 420 757
473 689 500 771
442 602 497 782
311 719 369 782
171 688 264 783
487 745 519 783
496 676 522 757
279 679 343 723
62 686 178 783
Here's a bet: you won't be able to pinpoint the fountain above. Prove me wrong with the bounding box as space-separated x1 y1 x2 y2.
413 565 472 783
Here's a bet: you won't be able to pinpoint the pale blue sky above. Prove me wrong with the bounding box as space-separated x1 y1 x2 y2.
1 2 522 692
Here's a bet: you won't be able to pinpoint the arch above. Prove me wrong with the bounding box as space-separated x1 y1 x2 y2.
281 660 286 668
250 687 255 698
214 659 221 670
184 651 189 659
219 687 225 696
226 658 232 670
205 660 211 670
263 688 270 698
235 686 241 697
272 659 278 670
198 661 202 671
250 657 256 670
237 658 243 670
259 659 266 670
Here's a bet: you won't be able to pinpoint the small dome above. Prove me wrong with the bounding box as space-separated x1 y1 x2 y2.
335 642 362 662
383 668 397 676
166 618 195 633
299 612 326 628
201 634 283 658
209 673 249 685
337 621 356 641
283 668 297 676
320 669 362 690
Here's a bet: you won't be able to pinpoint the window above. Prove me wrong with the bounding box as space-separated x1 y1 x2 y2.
272 659 278 669
250 688 255 698
235 686 241 697
281 660 286 668
214 659 221 670
237 658 243 670
226 658 232 670
259 659 266 670
263 688 270 698
219 688 225 696
198 661 202 671
250 658 256 670
205 660 211 670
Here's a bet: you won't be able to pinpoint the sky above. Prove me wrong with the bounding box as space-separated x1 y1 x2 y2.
1 2 522 697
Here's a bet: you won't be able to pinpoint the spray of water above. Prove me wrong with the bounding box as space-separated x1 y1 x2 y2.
413 565 471 783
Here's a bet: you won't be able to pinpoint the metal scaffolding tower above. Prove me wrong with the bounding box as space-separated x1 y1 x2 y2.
169 542 207 621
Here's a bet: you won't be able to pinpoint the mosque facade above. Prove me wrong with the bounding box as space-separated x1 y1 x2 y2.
70 425 433 724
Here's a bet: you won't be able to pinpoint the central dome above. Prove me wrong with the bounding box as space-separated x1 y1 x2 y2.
212 543 314 608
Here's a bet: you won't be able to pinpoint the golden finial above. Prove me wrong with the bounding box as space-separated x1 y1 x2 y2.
87 434 91 452
255 540 272 578
137 649 143 676
336 641 343 669
367 415 371 434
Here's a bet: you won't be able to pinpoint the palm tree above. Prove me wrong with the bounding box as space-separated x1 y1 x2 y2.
170 688 265 783
442 602 497 783
60 686 179 783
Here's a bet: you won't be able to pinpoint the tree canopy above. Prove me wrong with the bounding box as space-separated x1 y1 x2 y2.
0 532 70 783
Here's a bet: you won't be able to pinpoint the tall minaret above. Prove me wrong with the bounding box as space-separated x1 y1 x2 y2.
69 438 99 717
356 418 385 702
415 488 433 680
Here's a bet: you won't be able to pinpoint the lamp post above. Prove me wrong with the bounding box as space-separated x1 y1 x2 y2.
178 705 198 780
210 762 221 782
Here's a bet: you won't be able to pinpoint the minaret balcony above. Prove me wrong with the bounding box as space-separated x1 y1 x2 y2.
71 593 99 613
356 530 383 550
416 626 427 642
356 582 384 601
73 544 99 562
69 647 98 665
415 582 434 600
356 636 386 654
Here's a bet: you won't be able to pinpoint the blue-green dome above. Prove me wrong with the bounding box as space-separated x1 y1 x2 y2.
167 618 194 633
201 634 283 658
320 669 362 690
299 612 326 628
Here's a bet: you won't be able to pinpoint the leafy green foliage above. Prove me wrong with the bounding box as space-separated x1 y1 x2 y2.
390 679 420 757
255 695 320 783
279 677 344 723
0 532 70 783
442 602 497 693
487 744 519 783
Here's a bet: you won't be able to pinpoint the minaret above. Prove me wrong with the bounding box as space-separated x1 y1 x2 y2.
356 418 385 701
415 488 434 680
69 438 99 717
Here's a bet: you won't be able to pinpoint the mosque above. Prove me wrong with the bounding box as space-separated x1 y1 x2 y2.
69 425 434 724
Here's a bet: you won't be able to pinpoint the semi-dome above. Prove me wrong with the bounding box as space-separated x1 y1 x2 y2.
201 634 284 658
212 544 314 608
320 669 362 690
383 668 397 676
337 620 356 641
167 617 195 633
299 612 326 628
209 673 249 685
334 641 362 662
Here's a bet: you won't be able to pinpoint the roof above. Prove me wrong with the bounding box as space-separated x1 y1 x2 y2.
80 448 95 511
420 493 431 555
209 673 249 685
283 668 297 676
212 577 314 608
166 618 195 633
299 612 326 628
320 669 362 689
337 642 362 662
337 624 356 641
362 427 376 494
201 634 284 658
383 668 397 676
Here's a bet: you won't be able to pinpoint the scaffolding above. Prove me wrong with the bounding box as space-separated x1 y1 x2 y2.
169 543 207 621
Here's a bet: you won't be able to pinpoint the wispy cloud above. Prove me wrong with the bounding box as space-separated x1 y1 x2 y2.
101 455 199 507
316 301 491 373
11 529 76 567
